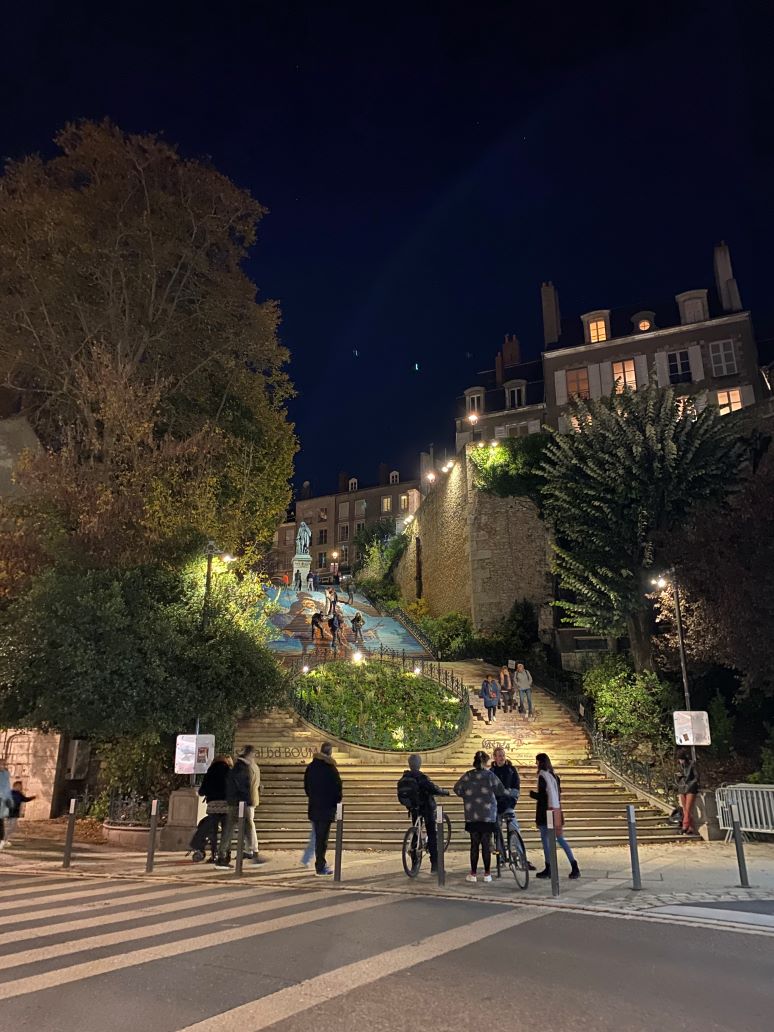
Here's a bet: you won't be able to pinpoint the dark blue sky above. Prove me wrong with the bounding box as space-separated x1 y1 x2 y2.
3 1 773 492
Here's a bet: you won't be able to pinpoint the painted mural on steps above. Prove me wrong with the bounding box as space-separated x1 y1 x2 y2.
263 587 428 658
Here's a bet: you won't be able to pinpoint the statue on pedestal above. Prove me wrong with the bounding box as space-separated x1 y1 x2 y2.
296 521 311 556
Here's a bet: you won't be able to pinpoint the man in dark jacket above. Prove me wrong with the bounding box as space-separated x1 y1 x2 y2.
303 742 342 875
397 754 449 872
190 756 231 862
491 746 536 870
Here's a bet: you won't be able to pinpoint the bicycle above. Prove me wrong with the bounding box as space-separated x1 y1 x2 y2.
493 811 529 889
401 810 453 877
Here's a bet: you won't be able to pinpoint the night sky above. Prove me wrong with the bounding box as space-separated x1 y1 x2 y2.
3 1 773 493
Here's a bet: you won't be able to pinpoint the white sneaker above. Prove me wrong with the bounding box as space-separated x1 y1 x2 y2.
483 874 493 883
465 873 477 883
2 840 11 847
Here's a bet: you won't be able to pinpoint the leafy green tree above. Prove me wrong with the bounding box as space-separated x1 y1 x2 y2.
582 654 674 748
469 433 549 503
0 120 296 578
352 517 396 565
539 381 744 670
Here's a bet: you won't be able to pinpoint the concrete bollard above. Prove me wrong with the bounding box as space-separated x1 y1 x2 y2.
62 798 77 870
234 801 246 877
436 805 446 887
731 804 750 888
334 802 344 882
546 810 560 897
626 804 642 891
145 799 159 874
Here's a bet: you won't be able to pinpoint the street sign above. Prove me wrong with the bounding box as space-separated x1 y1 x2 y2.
673 710 711 747
174 734 215 775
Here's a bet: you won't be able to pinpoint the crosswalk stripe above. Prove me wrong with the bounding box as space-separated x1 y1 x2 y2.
0 895 391 1001
179 905 547 1031
0 877 85 901
0 879 161 913
0 886 324 946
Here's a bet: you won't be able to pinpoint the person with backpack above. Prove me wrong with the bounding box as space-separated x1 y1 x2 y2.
189 755 232 863
480 674 500 723
454 750 504 882
396 754 450 873
303 742 342 875
530 752 580 880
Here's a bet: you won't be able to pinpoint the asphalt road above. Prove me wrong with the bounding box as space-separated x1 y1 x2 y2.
1 872 772 1032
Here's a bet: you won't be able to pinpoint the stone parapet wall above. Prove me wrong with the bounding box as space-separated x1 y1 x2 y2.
395 445 551 630
1 728 62 820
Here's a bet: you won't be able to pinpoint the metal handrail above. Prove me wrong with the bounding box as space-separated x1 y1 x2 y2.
388 606 439 659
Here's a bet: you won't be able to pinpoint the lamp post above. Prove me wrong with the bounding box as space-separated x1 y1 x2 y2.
653 567 696 763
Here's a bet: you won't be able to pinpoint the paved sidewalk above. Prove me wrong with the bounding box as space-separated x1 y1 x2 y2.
3 836 774 920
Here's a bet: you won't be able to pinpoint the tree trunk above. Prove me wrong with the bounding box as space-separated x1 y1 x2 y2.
626 607 654 673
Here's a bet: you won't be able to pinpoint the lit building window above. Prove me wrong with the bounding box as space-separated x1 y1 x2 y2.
338 524 349 541
318 528 328 545
709 340 737 377
716 389 742 415
348 477 358 492
466 393 483 413
354 499 366 516
507 385 524 408
637 319 651 332
566 367 590 399
341 545 349 563
612 359 637 393
399 493 409 512
389 470 400 485
381 495 393 514
668 350 692 385
318 507 328 522
588 319 607 343
318 552 327 567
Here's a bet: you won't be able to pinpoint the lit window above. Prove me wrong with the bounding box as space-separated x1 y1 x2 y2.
318 552 327 567
566 367 590 399
716 389 742 415
612 359 637 393
588 319 607 343
570 415 582 432
341 545 349 563
348 477 358 492
399 493 409 512
389 470 400 485
338 502 349 520
354 499 366 516
318 507 328 522
318 529 328 545
709 340 737 377
667 350 692 385
381 495 392 514
467 393 482 413
637 319 651 332
507 386 524 408
675 396 693 417
338 524 349 541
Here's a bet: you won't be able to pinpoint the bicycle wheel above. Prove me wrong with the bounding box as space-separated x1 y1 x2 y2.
494 826 505 878
508 830 529 890
443 813 452 850
402 825 424 878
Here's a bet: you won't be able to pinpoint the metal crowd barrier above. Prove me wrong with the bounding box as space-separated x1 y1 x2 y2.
716 784 774 839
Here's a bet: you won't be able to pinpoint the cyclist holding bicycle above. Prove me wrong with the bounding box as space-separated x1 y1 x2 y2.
397 754 449 873
491 746 536 871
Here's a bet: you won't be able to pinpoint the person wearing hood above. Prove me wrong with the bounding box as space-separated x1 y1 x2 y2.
396 754 450 873
303 742 342 875
190 755 233 862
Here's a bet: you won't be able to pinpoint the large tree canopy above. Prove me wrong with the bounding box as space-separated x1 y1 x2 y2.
0 120 295 577
538 381 744 670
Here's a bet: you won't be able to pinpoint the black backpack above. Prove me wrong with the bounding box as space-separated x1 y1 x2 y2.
396 772 420 810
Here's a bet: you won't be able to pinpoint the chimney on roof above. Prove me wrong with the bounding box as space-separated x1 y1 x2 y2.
338 471 349 493
495 352 504 385
503 334 521 366
378 462 389 486
713 241 742 312
541 281 561 346
299 480 312 500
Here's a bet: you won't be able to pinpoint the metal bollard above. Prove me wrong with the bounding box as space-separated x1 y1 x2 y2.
334 802 344 882
436 805 446 887
145 799 159 874
62 798 77 870
234 801 246 877
546 810 560 897
626 804 642 891
731 804 750 888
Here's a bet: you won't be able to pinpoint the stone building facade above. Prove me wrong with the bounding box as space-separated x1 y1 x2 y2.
395 445 551 631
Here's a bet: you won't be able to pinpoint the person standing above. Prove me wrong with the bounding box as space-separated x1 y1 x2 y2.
4 781 36 845
397 754 450 873
216 746 264 868
351 610 365 643
328 612 341 649
514 662 534 716
490 746 536 870
311 610 325 642
190 755 232 862
480 675 500 723
675 748 700 835
346 580 355 606
454 750 504 883
303 742 342 875
307 571 315 591
530 752 580 880
499 666 513 713
0 759 13 848
294 569 302 591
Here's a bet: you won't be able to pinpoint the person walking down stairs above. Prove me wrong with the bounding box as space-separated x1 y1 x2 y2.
480 675 500 723
531 752 580 881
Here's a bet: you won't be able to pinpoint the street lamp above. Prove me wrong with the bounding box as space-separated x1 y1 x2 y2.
652 567 695 762
467 412 479 425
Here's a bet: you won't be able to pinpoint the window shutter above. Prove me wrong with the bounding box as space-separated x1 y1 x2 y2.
495 425 506 439
688 345 704 382
527 419 541 434
599 362 613 395
588 363 602 400
634 354 649 389
655 351 669 387
740 383 756 408
554 370 568 407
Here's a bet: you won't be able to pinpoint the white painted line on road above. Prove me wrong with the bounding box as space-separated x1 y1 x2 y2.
650 905 774 929
0 878 161 913
0 894 391 1001
0 887 325 946
0 877 86 902
178 905 547 1031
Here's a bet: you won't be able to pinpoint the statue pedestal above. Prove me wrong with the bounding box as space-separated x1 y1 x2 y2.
292 553 312 587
